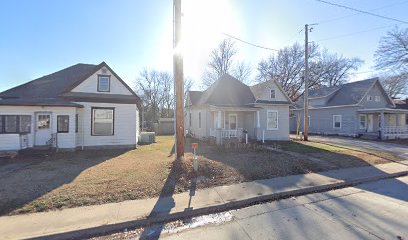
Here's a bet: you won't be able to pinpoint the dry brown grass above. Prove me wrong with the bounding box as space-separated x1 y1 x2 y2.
0 136 399 216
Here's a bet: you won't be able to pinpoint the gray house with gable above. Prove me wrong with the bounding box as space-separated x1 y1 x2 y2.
291 78 408 140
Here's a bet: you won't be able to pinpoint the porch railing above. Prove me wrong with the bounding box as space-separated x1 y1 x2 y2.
209 128 243 138
383 126 408 134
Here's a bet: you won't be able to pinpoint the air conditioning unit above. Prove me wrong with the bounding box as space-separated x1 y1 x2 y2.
140 132 156 144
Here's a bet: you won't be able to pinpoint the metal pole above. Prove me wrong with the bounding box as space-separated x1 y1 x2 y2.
173 0 184 159
304 24 309 141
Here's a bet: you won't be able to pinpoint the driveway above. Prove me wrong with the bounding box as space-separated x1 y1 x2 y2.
305 135 408 160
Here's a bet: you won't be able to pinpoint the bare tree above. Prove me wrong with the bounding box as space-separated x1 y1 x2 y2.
379 72 408 98
311 51 363 87
257 42 319 100
233 61 252 84
136 69 163 124
202 39 237 87
375 27 408 72
159 72 174 118
202 38 252 87
257 43 362 101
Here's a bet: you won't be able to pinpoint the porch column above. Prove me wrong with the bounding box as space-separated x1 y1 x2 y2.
380 112 385 140
257 111 260 128
396 113 400 126
217 111 222 128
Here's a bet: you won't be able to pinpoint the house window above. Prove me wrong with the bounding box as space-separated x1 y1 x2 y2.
270 89 276 99
189 113 192 127
367 95 373 101
374 96 380 102
359 115 367 129
75 114 79 133
38 114 50 129
333 115 342 129
267 110 278 130
98 75 110 92
92 108 114 136
308 116 310 127
198 112 201 129
19 115 31 133
406 114 408 125
57 115 69 133
5 115 18 133
0 115 31 134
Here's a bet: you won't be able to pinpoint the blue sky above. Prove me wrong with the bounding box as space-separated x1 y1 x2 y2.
0 0 407 93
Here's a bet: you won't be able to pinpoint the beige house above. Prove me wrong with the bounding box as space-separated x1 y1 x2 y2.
185 74 292 144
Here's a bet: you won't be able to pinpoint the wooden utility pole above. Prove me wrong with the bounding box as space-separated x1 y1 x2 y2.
303 24 309 141
173 0 184 159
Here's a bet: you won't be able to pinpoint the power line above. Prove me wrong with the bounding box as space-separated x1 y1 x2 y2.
317 0 408 25
314 24 394 42
222 33 279 51
315 0 408 24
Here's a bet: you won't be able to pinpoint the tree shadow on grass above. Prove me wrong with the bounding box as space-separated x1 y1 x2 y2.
0 149 129 216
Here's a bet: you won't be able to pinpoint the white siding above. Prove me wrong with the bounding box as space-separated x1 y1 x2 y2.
0 106 77 150
254 81 289 102
71 67 133 95
75 102 137 147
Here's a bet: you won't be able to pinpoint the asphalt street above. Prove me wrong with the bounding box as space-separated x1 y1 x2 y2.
162 176 408 240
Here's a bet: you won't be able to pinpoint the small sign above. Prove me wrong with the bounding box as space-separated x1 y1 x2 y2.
192 143 198 149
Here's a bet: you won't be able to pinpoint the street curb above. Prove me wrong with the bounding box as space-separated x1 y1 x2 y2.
29 170 408 240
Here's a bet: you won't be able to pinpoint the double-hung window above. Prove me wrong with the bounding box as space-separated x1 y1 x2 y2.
267 110 278 130
359 115 367 129
92 108 114 136
333 115 342 129
98 75 110 92
198 112 201 129
270 89 276 99
57 115 69 133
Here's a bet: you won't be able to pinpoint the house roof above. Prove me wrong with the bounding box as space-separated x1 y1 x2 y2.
326 78 378 106
249 80 292 103
0 62 141 107
196 74 256 106
295 78 393 108
188 91 203 105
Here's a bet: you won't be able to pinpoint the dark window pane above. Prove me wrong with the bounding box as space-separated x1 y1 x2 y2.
19 115 31 133
75 114 79 133
0 117 3 133
5 115 17 133
57 115 69 133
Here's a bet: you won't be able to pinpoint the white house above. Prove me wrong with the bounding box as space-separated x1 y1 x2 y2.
185 74 292 143
0 62 141 151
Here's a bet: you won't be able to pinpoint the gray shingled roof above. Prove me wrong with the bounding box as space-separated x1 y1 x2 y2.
188 91 203 105
326 78 378 106
195 74 256 106
308 85 340 98
0 63 100 98
0 62 140 107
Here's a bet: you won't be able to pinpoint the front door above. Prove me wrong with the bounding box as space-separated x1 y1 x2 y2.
229 114 237 130
367 114 374 132
35 113 52 146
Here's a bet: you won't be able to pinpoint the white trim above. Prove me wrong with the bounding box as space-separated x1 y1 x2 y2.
198 111 201 129
333 115 342 129
359 114 367 129
266 110 279 130
228 113 238 130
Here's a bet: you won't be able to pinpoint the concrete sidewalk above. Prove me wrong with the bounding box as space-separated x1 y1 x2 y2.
1 161 407 240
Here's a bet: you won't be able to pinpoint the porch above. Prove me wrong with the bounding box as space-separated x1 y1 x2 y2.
357 109 408 140
208 106 261 144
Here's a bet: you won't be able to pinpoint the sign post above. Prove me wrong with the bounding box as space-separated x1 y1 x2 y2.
192 143 198 173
